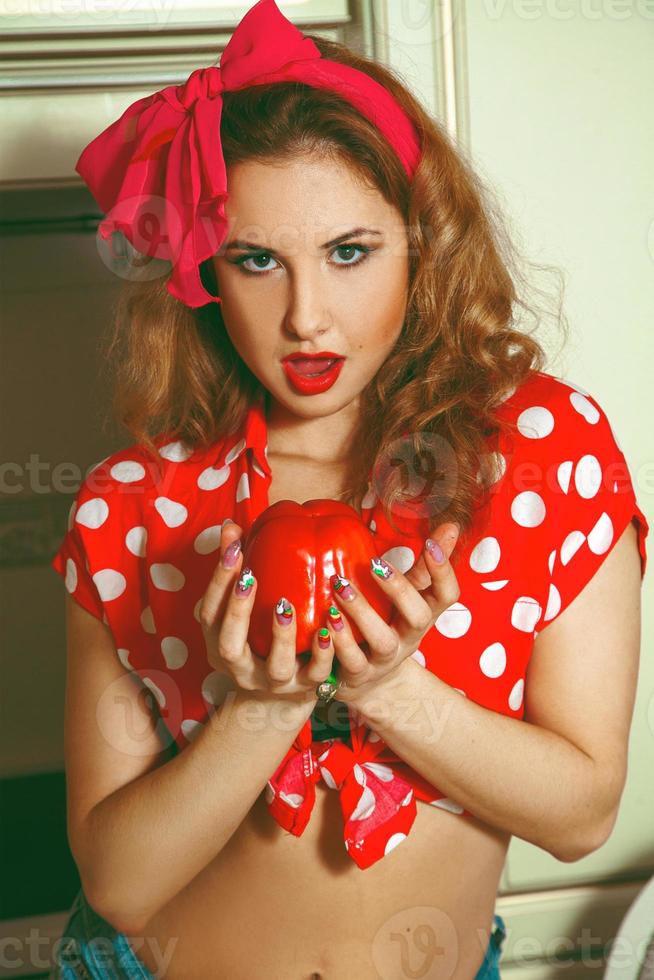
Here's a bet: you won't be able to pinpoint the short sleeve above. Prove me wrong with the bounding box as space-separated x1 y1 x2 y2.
51 483 106 622
535 382 649 631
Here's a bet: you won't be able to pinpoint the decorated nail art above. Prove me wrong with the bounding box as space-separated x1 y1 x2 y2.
234 566 255 597
425 538 445 563
327 605 345 631
331 574 356 601
317 627 331 649
275 596 293 626
370 556 394 580
222 537 242 568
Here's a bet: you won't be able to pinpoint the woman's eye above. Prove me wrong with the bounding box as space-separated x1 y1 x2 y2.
232 243 372 276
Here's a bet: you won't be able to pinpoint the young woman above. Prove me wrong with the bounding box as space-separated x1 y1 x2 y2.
51 2 648 978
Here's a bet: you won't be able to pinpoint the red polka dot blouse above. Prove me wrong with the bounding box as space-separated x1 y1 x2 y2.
51 371 649 870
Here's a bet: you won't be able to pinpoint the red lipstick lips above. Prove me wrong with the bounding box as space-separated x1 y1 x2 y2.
281 351 346 395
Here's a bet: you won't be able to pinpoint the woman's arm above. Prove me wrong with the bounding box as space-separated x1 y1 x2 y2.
65 594 316 936
346 521 642 863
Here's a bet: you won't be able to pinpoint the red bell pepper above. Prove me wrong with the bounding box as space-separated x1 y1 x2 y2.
241 499 394 657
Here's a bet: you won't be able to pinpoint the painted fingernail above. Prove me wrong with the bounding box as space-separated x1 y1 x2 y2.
234 566 255 597
222 538 242 568
275 596 293 626
328 605 345 631
425 538 445 563
317 627 331 649
370 556 394 580
331 574 356 601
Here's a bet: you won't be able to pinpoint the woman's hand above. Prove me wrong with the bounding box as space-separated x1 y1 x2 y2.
198 520 335 704
326 522 461 705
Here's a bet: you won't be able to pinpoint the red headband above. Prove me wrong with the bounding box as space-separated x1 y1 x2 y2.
75 0 421 309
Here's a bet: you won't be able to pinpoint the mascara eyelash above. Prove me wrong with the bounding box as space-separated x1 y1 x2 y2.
229 243 374 276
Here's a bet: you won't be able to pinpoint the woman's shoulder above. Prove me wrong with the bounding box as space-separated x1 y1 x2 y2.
494 369 626 461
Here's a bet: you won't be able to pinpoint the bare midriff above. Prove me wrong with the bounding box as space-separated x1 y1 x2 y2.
130 784 510 980
126 464 511 979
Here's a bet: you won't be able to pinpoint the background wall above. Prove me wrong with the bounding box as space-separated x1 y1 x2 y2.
1 1 652 977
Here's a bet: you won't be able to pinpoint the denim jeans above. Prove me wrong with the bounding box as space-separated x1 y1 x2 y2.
474 913 507 979
51 886 506 979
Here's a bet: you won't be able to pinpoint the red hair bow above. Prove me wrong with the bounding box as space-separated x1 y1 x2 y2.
75 0 421 309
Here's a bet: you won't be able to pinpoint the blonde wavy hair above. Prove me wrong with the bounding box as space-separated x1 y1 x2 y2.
101 34 568 544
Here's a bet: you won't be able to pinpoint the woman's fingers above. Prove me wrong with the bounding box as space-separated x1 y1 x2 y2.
295 625 337 689
265 596 298 689
198 520 245 670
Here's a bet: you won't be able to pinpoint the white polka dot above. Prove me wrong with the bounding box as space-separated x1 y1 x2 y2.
557 460 574 494
125 526 147 557
570 391 600 424
193 597 203 622
511 596 541 632
435 602 472 639
93 569 126 602
588 512 614 554
479 642 506 678
353 763 366 785
235 471 251 502
251 457 267 479
363 762 394 782
508 678 524 711
453 688 467 697
548 549 556 574
542 583 561 621
161 636 188 669
64 558 78 594
198 464 230 491
361 485 378 509
225 438 246 464
264 781 275 803
350 786 376 821
381 546 416 574
317 747 331 762
367 730 382 742
477 452 507 487
75 498 109 529
159 440 193 462
411 649 426 667
575 455 602 499
141 605 156 633
110 460 146 483
279 791 304 808
384 832 407 855
67 500 77 531
181 718 204 742
141 676 166 710
320 766 338 789
201 671 236 706
481 580 509 591
194 525 221 555
369 519 377 533
517 406 554 439
117 648 132 670
429 797 464 814
469 537 501 574
149 563 185 591
560 530 585 565
511 491 546 528
154 497 188 528
401 790 413 807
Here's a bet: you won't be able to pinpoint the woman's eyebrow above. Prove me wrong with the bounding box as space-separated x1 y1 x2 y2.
222 226 384 252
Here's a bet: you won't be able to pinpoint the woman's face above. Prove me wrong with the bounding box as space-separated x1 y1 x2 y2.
211 154 409 421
